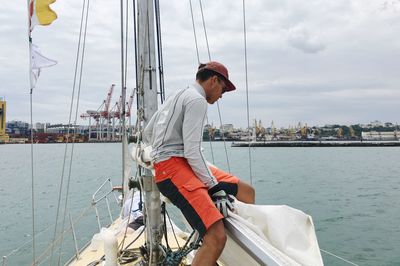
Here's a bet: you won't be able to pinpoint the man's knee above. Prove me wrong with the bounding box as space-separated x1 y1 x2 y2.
204 220 227 249
248 185 255 203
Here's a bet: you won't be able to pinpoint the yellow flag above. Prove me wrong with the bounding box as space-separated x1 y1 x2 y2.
29 0 57 30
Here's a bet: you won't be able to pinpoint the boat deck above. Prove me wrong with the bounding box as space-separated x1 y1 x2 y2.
67 218 191 266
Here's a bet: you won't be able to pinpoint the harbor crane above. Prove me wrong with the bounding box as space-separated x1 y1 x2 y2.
80 84 114 141
110 95 123 141
100 84 115 140
80 85 135 142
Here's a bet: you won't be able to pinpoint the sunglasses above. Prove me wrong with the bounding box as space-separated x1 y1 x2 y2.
217 77 227 94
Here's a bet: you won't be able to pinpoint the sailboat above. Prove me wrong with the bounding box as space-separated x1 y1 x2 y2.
18 1 323 265
65 1 323 265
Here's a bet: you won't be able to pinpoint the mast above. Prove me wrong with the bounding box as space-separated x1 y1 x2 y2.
136 0 162 264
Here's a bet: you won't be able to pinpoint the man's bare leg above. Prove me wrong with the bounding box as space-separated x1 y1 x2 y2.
236 180 255 204
192 220 227 266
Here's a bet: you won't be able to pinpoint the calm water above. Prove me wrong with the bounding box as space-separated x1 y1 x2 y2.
0 143 399 265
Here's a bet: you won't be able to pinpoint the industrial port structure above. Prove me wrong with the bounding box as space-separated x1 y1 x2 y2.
2 84 136 144
80 84 136 142
0 98 9 144
2 85 399 144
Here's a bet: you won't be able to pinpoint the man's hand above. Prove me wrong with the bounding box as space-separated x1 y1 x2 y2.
208 184 234 217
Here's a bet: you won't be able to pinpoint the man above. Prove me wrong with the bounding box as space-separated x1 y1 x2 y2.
143 61 255 266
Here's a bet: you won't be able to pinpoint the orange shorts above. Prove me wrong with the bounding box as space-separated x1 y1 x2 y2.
154 157 239 236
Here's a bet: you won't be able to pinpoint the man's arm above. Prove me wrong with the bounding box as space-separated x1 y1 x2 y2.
142 111 157 145
183 98 235 217
182 98 218 188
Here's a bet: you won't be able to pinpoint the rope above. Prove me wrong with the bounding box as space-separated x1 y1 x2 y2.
198 0 231 172
162 233 202 266
165 210 181 249
118 188 137 251
162 203 170 250
242 0 253 185
33 204 93 266
118 147 142 253
320 249 360 266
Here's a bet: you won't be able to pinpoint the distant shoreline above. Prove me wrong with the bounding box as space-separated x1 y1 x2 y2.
3 139 400 147
231 140 400 147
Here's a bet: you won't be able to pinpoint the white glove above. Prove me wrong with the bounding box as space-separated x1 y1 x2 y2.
208 185 234 217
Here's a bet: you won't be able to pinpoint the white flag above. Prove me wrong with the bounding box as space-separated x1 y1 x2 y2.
30 43 57 88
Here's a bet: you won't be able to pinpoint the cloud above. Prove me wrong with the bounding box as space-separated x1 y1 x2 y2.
287 27 326 54
1 0 400 128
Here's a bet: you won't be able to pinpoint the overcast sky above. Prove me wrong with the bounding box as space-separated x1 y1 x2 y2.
1 0 399 128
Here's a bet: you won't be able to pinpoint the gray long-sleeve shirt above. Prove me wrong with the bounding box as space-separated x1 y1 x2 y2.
143 83 218 188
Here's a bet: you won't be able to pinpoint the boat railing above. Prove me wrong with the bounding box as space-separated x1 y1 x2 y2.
1 178 120 266
91 178 120 231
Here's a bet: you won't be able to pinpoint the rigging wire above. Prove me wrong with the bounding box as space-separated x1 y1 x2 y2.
124 0 129 88
155 0 165 104
120 0 128 202
133 0 139 111
124 0 132 135
56 0 91 264
242 0 253 185
198 0 211 61
29 76 36 266
198 0 231 172
188 0 200 65
48 0 88 265
34 205 93 266
188 0 215 164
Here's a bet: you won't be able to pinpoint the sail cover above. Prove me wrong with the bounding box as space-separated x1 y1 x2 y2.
221 201 324 266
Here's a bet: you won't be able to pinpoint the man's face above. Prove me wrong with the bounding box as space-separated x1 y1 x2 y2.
206 76 227 104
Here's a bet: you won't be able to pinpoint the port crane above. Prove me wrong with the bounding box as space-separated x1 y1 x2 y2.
100 84 115 141
80 85 135 142
126 88 136 135
80 84 114 141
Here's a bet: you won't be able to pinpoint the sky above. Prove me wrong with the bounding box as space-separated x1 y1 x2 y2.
1 0 399 128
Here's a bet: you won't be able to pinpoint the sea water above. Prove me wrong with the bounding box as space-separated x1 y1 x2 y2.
0 143 399 265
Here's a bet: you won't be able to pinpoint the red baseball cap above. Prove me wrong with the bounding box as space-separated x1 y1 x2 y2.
198 61 236 92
